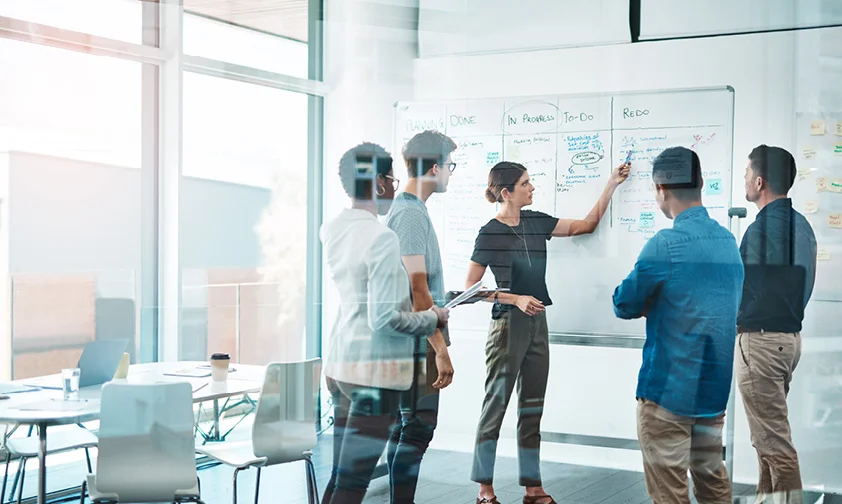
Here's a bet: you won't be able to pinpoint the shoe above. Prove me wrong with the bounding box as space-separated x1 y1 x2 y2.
522 495 557 504
476 497 500 504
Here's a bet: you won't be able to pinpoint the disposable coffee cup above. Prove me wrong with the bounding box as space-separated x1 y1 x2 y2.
210 353 231 382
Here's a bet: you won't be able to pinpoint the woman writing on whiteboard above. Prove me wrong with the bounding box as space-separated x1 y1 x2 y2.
466 160 630 504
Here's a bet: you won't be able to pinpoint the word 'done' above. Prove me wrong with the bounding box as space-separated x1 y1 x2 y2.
450 115 476 127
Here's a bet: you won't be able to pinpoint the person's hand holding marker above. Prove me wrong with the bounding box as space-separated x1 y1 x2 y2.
611 150 632 185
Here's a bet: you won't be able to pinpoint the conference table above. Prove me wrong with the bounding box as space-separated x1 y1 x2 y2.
0 361 266 504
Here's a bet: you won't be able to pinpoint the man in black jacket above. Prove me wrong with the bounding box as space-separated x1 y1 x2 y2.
737 145 817 504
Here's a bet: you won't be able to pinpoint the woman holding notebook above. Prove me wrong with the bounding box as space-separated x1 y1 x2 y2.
466 159 629 504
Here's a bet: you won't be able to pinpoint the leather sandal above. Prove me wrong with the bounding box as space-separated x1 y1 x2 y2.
522 495 557 504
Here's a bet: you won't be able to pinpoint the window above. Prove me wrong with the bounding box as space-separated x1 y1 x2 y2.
184 10 309 78
180 72 309 365
0 39 142 378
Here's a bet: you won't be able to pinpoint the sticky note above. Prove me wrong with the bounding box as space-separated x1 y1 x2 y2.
803 201 819 214
834 144 842 155
803 147 818 160
487 152 500 164
639 211 655 228
818 247 831 261
817 177 828 192
829 214 842 228
811 120 826 135
797 168 813 181
830 178 842 193
705 178 723 196
837 121 842 136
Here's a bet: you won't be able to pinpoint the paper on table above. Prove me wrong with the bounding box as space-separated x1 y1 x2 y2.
163 368 212 378
444 281 483 309
15 399 99 412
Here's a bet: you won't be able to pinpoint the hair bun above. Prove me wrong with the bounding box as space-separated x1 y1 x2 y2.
485 188 498 204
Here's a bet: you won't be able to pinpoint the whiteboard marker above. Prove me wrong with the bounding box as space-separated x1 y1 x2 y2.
625 150 632 164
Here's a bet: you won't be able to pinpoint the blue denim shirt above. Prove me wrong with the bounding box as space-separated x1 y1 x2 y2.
613 206 744 417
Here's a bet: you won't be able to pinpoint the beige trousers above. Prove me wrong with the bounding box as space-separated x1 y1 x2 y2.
637 399 732 504
736 331 803 504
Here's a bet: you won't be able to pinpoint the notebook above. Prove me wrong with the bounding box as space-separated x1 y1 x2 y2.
0 383 39 394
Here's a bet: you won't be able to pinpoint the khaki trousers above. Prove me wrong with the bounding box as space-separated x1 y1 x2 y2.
736 331 803 504
637 399 732 504
471 310 549 487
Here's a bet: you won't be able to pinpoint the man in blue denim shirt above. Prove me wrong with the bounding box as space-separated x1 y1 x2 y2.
613 147 744 504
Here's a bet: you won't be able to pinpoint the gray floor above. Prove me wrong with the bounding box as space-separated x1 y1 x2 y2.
195 435 759 504
7 435 812 504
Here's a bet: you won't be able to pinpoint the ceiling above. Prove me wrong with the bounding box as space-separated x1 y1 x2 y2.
183 0 309 42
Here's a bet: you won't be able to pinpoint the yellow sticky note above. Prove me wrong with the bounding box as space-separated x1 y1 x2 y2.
830 178 842 193
803 147 818 160
811 120 826 135
817 177 828 192
797 168 813 181
836 121 842 136
830 214 842 228
803 201 819 214
818 247 831 261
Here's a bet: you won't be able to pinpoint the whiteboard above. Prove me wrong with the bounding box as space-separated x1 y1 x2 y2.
394 87 735 337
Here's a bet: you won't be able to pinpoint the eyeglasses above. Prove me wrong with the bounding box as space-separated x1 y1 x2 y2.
384 174 400 191
444 162 457 173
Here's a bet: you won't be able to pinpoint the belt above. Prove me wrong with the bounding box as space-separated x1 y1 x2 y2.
737 326 799 335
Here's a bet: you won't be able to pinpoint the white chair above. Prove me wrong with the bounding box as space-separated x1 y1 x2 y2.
81 382 203 504
196 359 321 504
2 424 97 504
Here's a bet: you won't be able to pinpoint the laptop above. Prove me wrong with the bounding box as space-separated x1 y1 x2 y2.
24 339 130 390
77 339 130 388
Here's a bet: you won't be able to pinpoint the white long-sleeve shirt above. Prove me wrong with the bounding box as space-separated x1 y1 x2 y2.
321 208 438 390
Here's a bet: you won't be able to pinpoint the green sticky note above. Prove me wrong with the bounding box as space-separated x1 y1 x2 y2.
705 178 723 196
